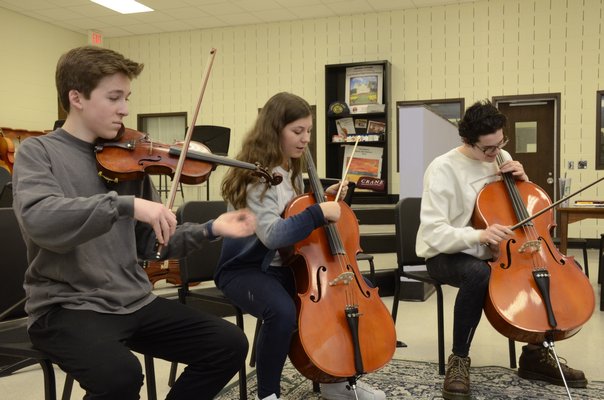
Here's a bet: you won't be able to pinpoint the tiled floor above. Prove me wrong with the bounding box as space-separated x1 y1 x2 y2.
1 248 601 399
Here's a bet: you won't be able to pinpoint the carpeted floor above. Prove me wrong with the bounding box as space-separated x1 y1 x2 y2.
216 358 604 400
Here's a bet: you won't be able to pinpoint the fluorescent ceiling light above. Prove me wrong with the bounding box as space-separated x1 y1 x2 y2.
91 0 153 14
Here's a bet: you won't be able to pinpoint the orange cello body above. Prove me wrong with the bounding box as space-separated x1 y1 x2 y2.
283 151 396 383
472 179 595 344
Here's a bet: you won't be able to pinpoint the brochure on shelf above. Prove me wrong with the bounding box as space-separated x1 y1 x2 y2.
342 145 383 191
349 103 386 114
335 117 355 136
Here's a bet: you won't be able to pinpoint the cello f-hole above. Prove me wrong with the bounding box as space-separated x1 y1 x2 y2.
347 267 371 298
539 238 565 265
498 239 516 270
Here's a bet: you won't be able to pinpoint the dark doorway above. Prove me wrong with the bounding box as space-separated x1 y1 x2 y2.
493 94 560 203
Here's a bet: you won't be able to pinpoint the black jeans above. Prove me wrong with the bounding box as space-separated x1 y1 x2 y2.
426 253 491 358
219 266 297 399
29 296 248 400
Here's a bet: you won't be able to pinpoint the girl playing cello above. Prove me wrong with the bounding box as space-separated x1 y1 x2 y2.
216 92 386 400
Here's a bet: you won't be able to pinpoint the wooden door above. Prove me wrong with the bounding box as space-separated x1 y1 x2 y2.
494 97 559 202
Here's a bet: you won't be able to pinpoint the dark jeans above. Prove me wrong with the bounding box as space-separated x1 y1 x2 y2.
219 266 297 399
426 253 491 358
28 297 248 400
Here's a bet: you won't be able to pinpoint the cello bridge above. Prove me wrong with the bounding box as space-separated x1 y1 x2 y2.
519 240 541 253
329 272 354 286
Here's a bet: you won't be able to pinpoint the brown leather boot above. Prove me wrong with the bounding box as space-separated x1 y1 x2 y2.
518 344 587 388
442 354 471 399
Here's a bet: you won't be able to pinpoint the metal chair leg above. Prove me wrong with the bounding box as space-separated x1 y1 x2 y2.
144 355 157 400
435 285 445 376
508 339 517 369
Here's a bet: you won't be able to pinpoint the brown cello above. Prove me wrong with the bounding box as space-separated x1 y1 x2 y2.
472 154 595 344
283 148 396 383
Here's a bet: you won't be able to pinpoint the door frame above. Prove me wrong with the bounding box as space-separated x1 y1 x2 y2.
492 93 561 200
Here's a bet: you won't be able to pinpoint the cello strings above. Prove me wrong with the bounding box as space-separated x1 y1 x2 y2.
304 149 357 304
497 154 541 268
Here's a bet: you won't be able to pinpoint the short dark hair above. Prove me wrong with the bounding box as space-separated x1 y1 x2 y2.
458 100 507 145
56 46 144 113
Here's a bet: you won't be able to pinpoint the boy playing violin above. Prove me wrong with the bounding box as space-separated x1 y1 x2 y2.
12 45 256 399
416 100 587 400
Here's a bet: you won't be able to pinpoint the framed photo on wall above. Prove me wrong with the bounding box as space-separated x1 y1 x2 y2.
345 65 383 107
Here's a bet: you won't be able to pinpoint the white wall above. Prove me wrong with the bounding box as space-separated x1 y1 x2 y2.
2 0 604 236
398 106 459 199
0 8 84 130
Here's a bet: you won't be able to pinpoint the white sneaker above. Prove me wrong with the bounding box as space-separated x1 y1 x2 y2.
320 380 386 400
255 394 281 400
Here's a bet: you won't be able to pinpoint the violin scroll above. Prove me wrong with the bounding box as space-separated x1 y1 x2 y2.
252 162 283 186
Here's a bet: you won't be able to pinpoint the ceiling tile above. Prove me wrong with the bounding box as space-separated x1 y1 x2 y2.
290 5 336 19
253 8 297 23
219 12 263 26
369 0 416 12
325 0 375 14
0 0 478 37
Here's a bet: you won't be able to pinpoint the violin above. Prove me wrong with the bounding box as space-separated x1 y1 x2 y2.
0 128 17 173
140 259 200 287
472 154 595 344
285 148 396 383
94 126 282 186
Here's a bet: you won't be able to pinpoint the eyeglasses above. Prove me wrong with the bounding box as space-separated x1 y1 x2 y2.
473 137 509 155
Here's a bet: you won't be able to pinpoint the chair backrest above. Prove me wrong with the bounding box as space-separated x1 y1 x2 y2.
0 207 28 320
0 169 12 208
190 125 231 156
394 197 425 267
176 201 227 284
0 181 13 208
0 167 10 190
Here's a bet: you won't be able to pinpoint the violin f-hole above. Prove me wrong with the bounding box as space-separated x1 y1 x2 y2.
138 156 162 166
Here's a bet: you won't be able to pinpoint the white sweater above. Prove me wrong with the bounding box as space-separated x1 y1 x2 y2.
416 147 511 260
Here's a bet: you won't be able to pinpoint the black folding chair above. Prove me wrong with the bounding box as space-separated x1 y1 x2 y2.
167 200 248 400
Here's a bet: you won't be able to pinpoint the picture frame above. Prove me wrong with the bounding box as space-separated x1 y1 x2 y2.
345 65 383 107
367 120 386 134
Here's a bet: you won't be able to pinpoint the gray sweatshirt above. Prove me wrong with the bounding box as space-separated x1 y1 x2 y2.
12 129 213 327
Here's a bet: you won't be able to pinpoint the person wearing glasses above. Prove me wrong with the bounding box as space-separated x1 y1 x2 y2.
415 100 587 400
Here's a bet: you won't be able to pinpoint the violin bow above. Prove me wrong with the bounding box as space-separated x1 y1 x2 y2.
334 136 360 202
166 48 217 208
156 48 217 257
510 175 604 231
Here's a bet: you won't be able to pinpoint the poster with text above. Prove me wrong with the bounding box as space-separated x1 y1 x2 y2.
342 145 383 190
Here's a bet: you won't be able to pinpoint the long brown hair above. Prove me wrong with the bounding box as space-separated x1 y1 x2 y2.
221 92 312 209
